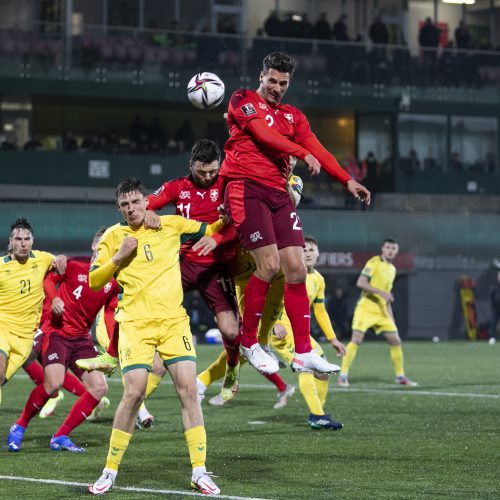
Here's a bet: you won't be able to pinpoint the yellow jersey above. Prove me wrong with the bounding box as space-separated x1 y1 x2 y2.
358 255 396 309
278 269 336 340
0 251 54 338
90 215 221 323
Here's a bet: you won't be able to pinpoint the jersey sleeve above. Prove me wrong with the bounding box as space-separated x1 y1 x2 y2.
147 181 178 211
293 109 315 144
89 230 119 291
229 90 266 130
360 258 375 281
166 215 206 243
43 269 65 302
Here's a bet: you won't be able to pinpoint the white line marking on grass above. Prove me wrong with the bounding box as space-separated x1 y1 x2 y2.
0 475 273 500
17 375 499 399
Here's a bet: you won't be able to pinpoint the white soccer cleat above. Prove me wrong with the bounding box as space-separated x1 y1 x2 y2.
191 466 220 496
39 391 65 419
273 383 296 409
137 406 154 428
197 377 207 403
396 376 418 387
240 343 279 374
292 351 341 374
208 393 227 407
87 397 110 421
88 468 116 495
338 374 350 388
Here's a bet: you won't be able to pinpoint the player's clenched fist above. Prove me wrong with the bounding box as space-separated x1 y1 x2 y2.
304 153 321 176
112 237 138 266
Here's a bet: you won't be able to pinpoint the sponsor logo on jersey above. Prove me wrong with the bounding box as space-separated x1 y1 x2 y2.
241 103 256 116
210 189 219 202
179 191 191 199
78 274 88 283
249 231 263 243
48 353 59 361
284 113 294 123
196 191 206 199
104 282 112 293
152 186 164 196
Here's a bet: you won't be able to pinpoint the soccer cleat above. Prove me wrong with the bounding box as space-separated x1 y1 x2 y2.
396 376 418 387
338 374 350 388
7 423 26 452
273 383 296 409
87 396 110 421
191 467 220 495
292 351 341 374
221 362 240 401
240 343 279 374
308 413 343 430
50 434 85 453
76 352 118 376
261 344 282 366
208 393 228 407
88 468 116 495
39 391 65 419
197 377 207 403
137 406 154 428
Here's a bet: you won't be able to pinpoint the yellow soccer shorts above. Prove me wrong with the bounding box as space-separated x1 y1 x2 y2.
0 328 33 382
118 315 196 374
270 327 324 366
351 303 397 335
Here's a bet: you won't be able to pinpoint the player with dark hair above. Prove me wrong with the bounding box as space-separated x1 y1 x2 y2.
7 228 118 452
0 218 66 405
220 51 370 374
88 178 223 495
339 238 417 387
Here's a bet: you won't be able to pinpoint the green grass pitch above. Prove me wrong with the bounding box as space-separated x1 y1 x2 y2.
1 341 499 499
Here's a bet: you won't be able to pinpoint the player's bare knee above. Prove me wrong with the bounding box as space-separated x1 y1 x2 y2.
176 381 198 405
88 378 108 399
44 380 63 396
123 387 145 408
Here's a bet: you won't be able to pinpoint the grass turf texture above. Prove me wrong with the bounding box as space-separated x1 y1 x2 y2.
1 341 499 499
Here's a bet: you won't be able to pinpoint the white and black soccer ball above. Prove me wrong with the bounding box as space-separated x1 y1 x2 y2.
187 72 225 110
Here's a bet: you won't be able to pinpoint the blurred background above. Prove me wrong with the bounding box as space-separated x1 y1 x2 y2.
1 0 499 343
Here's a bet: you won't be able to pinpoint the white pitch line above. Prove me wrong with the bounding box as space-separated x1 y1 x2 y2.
0 475 273 500
16 375 499 399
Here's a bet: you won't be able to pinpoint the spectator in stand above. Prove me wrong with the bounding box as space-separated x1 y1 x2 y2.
369 14 390 45
454 20 471 50
300 13 314 39
23 135 43 151
149 117 167 155
488 270 500 345
62 131 78 152
129 114 145 154
282 12 302 39
450 152 463 172
81 132 98 152
333 14 350 42
174 120 195 152
314 12 332 40
360 152 381 209
418 17 441 80
263 10 283 38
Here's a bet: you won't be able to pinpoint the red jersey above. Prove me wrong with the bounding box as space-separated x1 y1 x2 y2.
220 89 314 191
42 259 119 337
147 175 235 265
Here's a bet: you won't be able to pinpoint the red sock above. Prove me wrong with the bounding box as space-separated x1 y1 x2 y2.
263 372 286 392
23 362 44 386
241 275 271 348
222 335 240 367
16 384 51 427
63 372 86 397
54 391 100 437
107 323 119 358
284 282 311 354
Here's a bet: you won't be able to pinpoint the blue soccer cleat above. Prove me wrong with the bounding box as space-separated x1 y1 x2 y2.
7 423 26 452
308 413 343 430
50 434 85 453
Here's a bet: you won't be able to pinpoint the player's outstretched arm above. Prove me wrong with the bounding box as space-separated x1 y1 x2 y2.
313 302 346 356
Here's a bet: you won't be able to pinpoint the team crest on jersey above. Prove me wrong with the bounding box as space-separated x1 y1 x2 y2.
284 113 294 124
241 103 256 116
152 186 164 197
210 189 219 202
258 102 268 111
78 274 88 283
104 282 112 293
179 190 190 200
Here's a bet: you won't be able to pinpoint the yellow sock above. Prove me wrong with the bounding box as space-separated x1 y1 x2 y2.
105 428 132 471
145 372 162 399
390 345 405 377
198 351 227 387
314 377 329 409
298 372 323 415
341 342 359 375
184 425 206 468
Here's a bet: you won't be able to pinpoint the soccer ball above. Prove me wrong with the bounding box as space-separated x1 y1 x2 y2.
288 175 304 207
187 72 225 110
